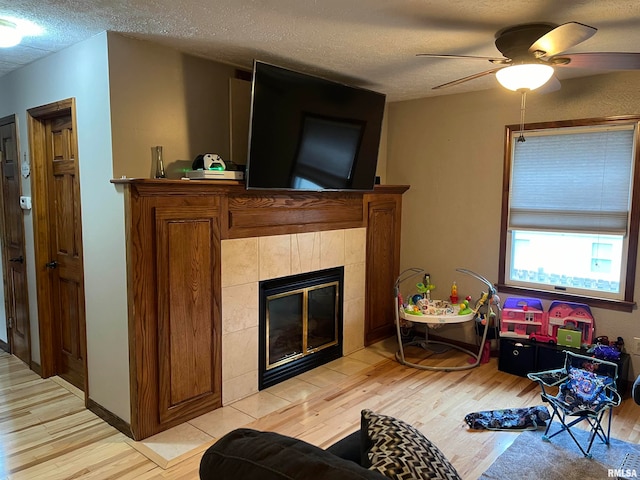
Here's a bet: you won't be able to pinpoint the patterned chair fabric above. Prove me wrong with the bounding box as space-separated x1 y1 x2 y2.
527 350 621 458
557 368 614 414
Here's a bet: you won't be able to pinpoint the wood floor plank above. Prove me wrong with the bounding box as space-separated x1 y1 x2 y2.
1 345 638 479
9 433 157 480
6 418 118 473
0 395 84 433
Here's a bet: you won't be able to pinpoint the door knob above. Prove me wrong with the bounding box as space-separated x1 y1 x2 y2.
9 256 23 263
45 261 58 269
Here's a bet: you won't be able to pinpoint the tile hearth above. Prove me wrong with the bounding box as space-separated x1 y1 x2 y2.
128 337 396 469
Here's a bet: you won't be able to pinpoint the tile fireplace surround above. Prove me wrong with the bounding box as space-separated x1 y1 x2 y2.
220 228 366 405
115 179 406 440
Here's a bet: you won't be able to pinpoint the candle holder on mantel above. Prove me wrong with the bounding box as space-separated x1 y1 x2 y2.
153 145 166 178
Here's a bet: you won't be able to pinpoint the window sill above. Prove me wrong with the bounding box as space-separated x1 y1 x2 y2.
496 284 636 313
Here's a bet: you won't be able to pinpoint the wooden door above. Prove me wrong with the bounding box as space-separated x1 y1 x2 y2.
0 116 30 364
45 113 86 389
28 100 87 392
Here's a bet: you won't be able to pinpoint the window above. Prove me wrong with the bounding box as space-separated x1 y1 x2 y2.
498 117 640 311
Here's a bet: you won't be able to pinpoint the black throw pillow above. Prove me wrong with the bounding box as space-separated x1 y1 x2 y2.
326 430 362 464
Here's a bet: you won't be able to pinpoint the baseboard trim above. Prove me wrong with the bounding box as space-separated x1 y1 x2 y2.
31 360 41 375
0 338 8 353
87 398 134 440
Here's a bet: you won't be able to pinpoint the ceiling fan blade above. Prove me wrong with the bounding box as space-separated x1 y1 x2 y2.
529 22 597 58
417 53 508 63
552 52 640 69
432 67 503 90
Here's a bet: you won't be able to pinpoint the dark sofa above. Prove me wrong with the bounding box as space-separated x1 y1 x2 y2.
200 409 462 480
200 428 384 479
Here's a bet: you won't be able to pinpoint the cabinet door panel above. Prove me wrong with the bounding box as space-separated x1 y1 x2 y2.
365 196 402 345
155 205 222 425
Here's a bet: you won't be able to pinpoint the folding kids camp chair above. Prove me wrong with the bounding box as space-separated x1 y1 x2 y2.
527 350 622 458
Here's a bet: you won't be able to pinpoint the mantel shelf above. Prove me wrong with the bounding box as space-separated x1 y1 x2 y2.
115 180 409 240
111 177 409 196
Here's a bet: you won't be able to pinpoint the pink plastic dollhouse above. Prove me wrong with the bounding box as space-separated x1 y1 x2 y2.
546 301 594 346
501 297 545 339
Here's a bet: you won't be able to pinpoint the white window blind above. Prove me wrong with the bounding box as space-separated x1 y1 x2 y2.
509 125 635 234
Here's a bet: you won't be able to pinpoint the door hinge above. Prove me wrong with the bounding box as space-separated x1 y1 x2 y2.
7 317 13 329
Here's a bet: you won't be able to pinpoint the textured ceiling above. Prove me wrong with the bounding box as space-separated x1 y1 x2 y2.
2 0 640 101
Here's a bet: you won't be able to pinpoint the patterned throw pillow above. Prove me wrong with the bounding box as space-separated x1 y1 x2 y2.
361 409 461 480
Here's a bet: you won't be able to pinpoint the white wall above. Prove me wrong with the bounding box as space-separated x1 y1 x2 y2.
0 31 246 424
107 33 237 179
386 71 640 379
0 32 131 421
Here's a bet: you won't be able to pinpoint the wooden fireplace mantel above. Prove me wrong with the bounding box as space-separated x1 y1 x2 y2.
113 178 409 239
113 178 409 439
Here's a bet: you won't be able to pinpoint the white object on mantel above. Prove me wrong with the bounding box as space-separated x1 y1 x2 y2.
203 153 225 170
185 170 244 180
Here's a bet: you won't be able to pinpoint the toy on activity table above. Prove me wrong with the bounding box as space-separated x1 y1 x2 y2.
450 281 458 304
463 290 500 328
458 297 473 315
416 274 435 300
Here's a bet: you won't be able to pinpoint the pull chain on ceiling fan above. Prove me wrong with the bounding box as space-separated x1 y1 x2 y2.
517 90 527 142
418 21 640 92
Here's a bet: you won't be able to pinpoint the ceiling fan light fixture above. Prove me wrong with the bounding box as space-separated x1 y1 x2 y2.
0 19 22 48
495 63 554 91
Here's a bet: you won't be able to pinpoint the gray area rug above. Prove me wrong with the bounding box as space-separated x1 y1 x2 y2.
479 424 640 480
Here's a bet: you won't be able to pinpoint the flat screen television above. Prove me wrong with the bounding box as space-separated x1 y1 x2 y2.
245 61 386 191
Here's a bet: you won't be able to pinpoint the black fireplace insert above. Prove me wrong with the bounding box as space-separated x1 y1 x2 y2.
258 267 344 389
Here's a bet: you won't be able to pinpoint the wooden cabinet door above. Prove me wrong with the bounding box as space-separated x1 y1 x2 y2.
128 194 222 439
155 205 222 425
364 194 402 345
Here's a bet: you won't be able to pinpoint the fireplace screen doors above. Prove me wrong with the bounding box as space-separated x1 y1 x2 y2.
266 281 339 370
259 267 344 389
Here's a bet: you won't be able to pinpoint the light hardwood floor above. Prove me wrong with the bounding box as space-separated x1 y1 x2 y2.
1 344 639 480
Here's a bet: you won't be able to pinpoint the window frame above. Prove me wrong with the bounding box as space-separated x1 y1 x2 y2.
498 115 640 313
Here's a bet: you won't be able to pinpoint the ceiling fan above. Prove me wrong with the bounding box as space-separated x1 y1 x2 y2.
418 22 640 91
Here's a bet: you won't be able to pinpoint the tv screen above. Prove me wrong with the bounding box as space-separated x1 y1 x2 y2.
245 61 386 191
